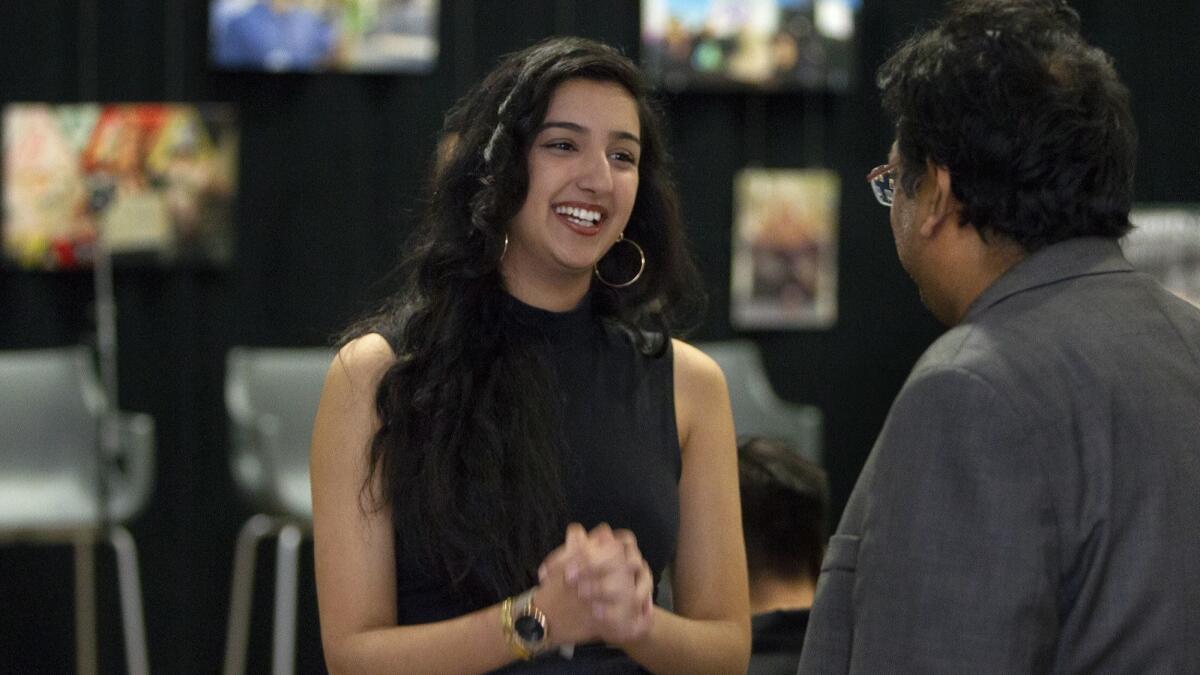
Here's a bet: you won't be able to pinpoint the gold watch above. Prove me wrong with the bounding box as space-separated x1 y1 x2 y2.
501 589 549 659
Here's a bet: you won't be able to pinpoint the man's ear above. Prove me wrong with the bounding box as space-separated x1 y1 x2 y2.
919 164 957 237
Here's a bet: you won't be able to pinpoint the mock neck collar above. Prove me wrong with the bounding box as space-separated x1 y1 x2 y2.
503 289 597 336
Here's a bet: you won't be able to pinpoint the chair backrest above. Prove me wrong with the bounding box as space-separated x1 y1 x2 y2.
0 346 154 530
0 346 102 484
694 340 823 464
225 347 333 520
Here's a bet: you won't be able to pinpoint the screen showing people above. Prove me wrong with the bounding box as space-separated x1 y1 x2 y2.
641 0 860 91
209 0 439 73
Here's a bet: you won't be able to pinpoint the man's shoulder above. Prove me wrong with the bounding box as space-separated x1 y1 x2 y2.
908 265 1200 424
901 301 1087 424
908 320 1022 388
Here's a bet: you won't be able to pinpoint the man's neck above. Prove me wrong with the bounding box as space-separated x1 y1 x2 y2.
749 575 816 615
929 229 1027 325
958 236 1026 321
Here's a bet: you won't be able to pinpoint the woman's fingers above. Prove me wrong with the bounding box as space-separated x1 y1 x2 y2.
547 525 656 645
607 558 656 642
539 521 591 583
575 548 642 599
614 528 638 548
562 524 652 607
588 522 614 542
632 556 653 607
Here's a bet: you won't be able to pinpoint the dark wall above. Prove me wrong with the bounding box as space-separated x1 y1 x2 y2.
0 1 1195 672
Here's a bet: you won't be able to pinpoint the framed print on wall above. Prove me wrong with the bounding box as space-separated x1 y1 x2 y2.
731 167 839 330
3 103 238 270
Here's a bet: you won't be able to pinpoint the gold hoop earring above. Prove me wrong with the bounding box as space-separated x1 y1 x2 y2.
500 233 508 262
594 233 645 288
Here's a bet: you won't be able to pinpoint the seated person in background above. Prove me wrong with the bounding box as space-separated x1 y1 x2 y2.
737 436 829 675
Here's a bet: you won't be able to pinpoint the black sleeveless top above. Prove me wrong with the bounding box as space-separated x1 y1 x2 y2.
392 293 682 673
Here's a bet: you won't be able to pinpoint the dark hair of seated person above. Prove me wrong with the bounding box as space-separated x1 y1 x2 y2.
738 436 829 674
739 436 829 585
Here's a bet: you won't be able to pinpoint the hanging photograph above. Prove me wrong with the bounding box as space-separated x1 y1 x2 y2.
3 103 238 270
641 0 860 92
209 0 439 73
731 168 838 329
1125 206 1200 308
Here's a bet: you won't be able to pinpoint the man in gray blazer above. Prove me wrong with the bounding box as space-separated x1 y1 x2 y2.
799 1 1200 672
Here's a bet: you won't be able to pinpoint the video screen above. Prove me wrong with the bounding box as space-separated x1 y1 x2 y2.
641 0 860 92
209 0 439 73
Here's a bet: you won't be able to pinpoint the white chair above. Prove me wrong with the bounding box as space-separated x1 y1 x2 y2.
0 346 154 675
222 347 331 675
695 340 823 463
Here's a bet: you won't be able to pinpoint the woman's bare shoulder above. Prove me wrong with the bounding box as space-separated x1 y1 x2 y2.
331 333 396 390
312 333 396 428
670 338 726 391
670 339 732 451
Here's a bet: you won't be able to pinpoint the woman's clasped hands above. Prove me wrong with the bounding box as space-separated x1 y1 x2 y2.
532 522 656 651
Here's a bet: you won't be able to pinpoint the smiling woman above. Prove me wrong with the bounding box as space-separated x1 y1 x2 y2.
503 79 641 308
309 37 751 674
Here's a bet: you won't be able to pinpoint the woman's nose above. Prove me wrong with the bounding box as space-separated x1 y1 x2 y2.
575 150 614 194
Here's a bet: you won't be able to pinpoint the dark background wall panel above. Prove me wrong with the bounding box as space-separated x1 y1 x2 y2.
0 1 1194 672
0 2 81 102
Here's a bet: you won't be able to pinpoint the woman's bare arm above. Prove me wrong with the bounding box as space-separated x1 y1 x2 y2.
606 339 752 674
311 334 518 674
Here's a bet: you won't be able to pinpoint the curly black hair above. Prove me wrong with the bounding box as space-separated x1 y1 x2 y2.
342 37 703 603
878 0 1137 251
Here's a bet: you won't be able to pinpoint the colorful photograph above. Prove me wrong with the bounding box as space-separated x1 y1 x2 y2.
3 104 238 270
731 168 839 329
1126 206 1200 308
210 0 439 73
641 0 860 91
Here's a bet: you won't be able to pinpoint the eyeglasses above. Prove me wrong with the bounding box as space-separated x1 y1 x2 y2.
866 163 897 207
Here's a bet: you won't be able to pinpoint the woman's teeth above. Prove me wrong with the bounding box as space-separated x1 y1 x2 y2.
555 205 601 226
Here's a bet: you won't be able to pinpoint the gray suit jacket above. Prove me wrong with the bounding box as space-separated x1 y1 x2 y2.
799 237 1200 674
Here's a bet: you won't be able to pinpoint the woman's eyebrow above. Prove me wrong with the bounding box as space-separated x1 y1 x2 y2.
537 120 641 146
612 130 642 146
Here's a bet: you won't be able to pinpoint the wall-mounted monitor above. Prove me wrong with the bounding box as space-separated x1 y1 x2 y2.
209 0 439 73
641 0 860 92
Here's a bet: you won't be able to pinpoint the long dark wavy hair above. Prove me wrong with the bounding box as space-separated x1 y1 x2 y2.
878 0 1137 251
342 37 703 603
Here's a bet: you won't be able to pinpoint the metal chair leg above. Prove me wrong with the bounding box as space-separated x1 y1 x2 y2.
223 514 279 675
74 532 98 675
271 524 303 675
109 526 149 675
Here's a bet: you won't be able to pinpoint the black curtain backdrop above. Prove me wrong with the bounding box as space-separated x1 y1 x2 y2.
0 1 1195 672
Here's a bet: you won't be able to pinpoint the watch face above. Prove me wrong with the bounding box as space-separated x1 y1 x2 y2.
515 615 546 643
